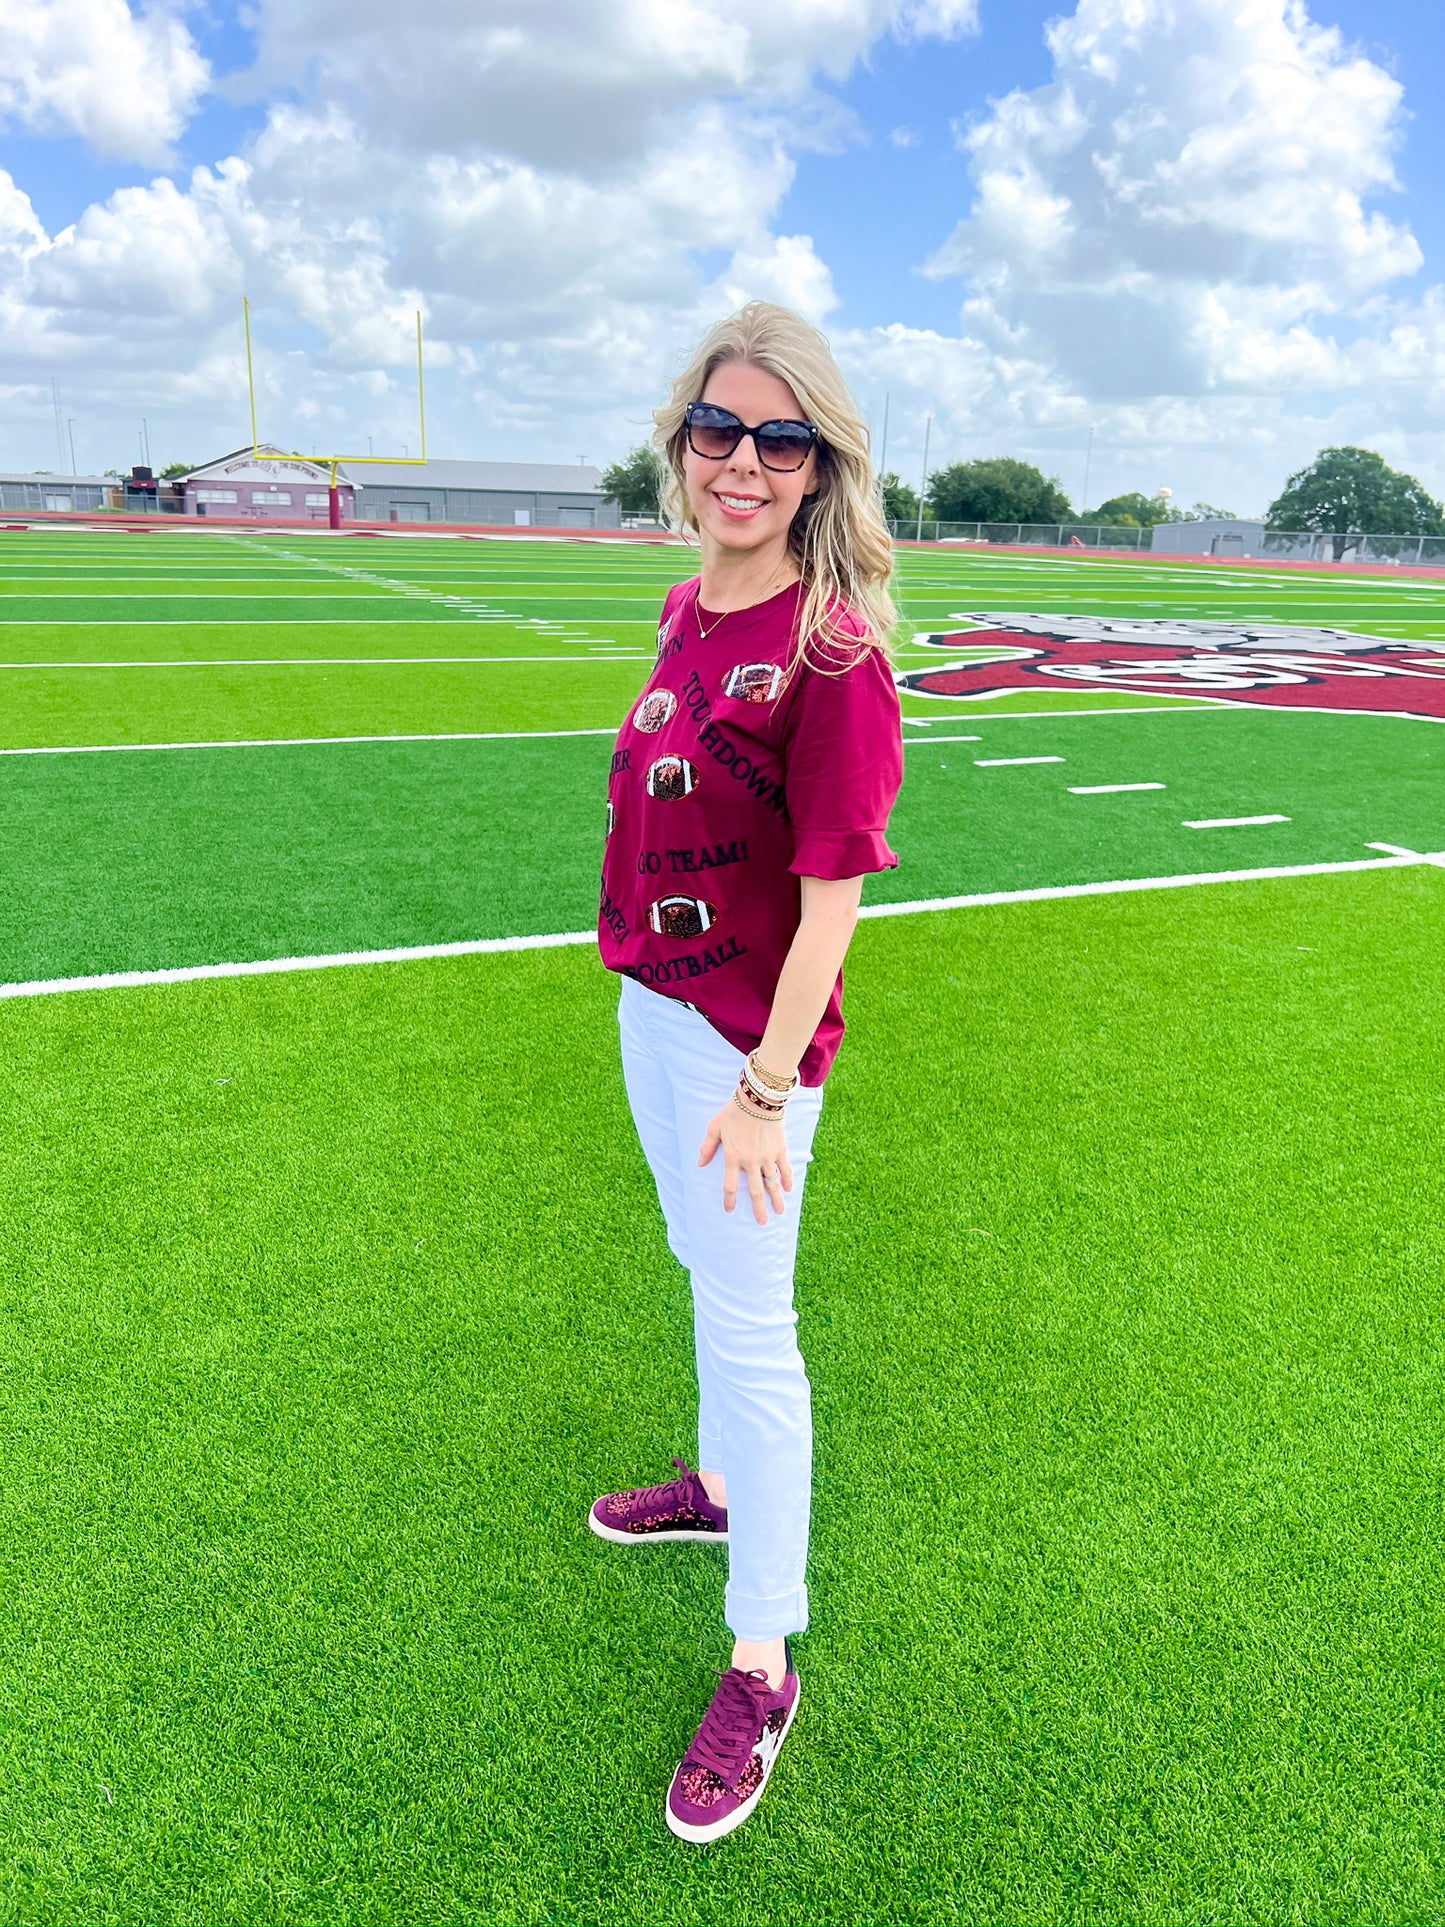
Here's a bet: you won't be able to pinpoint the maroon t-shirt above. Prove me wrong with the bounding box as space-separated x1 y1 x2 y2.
598 577 903 1085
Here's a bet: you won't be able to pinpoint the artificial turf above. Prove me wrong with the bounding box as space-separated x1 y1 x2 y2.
2 870 1443 1924
1 528 1443 1923
0 705 1438 986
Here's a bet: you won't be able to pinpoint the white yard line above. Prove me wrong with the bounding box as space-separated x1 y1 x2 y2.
1185 814 1290 828
975 755 1065 766
0 619 544 626
1366 841 1445 868
2 849 1436 1002
899 703 1231 721
904 734 981 745
0 655 649 669
1068 782 1166 794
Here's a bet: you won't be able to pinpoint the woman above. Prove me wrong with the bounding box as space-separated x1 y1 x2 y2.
592 302 904 1842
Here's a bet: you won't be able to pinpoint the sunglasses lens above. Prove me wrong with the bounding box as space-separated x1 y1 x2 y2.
756 422 815 471
687 405 742 459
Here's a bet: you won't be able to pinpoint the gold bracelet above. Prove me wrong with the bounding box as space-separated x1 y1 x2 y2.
733 1086 785 1121
747 1050 798 1094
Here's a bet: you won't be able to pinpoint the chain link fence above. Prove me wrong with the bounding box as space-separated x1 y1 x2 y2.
887 519 1445 563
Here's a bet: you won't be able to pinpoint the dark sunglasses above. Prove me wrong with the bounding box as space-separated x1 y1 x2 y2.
684 401 820 473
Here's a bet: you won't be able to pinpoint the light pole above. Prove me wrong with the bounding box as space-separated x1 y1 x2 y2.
67 420 77 476
915 414 931 543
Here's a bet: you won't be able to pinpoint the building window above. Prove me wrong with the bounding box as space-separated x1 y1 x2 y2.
195 489 239 503
304 493 331 507
251 490 292 505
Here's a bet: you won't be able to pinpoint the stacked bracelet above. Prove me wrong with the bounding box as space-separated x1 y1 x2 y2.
733 1050 799 1122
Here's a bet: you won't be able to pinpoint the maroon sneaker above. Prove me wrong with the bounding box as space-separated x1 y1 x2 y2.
666 1646 800 1843
589 1458 728 1545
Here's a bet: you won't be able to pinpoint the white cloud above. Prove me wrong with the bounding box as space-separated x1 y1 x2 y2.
927 0 1421 401
712 234 839 322
0 0 209 165
240 0 979 168
0 0 966 469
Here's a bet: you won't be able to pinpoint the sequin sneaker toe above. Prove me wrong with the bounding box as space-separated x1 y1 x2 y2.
589 1458 728 1545
666 1646 799 1843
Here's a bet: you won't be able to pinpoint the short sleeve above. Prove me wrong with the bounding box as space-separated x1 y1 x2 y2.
783 641 904 879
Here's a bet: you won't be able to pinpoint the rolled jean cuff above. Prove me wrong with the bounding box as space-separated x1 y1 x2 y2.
725 1583 809 1642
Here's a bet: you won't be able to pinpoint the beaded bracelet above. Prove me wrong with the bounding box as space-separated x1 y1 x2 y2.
733 1083 786 1122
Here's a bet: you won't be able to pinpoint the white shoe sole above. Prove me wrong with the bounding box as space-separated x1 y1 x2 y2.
588 1510 727 1546
665 1677 800 1844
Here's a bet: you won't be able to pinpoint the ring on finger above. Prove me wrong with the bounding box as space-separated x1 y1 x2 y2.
763 1165 782 1186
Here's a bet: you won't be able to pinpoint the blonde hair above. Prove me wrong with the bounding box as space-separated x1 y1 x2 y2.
653 302 895 670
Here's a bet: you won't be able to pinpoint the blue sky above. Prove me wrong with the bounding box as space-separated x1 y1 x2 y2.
784 0 1444 334
2 0 1443 512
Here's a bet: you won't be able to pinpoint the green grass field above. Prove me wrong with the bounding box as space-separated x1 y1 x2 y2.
2 528 1443 1925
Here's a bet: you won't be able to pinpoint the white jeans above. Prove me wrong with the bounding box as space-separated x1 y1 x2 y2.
618 975 824 1640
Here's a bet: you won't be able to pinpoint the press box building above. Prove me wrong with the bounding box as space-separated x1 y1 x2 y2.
349 460 619 529
172 450 619 528
1150 518 1268 559
173 448 356 520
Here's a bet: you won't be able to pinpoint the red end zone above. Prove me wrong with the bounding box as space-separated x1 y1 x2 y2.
899 617 1445 723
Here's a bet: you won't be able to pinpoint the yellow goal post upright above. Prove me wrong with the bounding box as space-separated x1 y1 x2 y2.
242 296 428 529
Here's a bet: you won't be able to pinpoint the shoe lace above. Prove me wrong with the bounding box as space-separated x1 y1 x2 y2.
625 1457 694 1514
690 1667 771 1781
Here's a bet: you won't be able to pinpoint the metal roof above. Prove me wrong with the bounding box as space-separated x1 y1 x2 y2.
350 459 605 493
0 473 113 485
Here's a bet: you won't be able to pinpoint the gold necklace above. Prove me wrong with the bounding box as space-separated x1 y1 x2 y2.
695 597 731 642
694 571 794 642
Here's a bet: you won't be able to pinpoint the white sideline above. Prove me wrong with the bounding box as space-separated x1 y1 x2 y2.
0 726 618 757
1 849 1436 1001
851 852 1433 922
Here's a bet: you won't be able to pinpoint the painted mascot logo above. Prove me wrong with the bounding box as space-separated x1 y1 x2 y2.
896 614 1445 722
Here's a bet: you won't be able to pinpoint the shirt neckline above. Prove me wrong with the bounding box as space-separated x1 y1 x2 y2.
693 577 802 629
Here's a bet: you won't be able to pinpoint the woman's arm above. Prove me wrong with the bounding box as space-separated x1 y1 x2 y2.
698 873 865 1224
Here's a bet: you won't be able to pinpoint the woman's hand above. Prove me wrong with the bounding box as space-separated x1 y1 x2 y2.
699 1103 793 1225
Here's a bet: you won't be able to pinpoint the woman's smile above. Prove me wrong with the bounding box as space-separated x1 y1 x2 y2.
711 489 770 519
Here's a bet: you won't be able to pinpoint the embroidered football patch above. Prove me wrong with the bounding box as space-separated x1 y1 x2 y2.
648 897 719 939
645 757 700 801
724 662 785 703
633 689 678 732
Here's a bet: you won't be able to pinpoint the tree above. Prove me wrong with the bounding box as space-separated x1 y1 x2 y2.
1166 500 1238 523
1087 490 1173 528
878 471 919 525
160 460 195 479
1266 446 1444 558
926 457 1072 526
601 444 663 516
